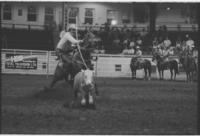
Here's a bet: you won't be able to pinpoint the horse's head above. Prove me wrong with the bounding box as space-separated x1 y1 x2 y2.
152 53 164 65
152 52 158 61
82 69 95 90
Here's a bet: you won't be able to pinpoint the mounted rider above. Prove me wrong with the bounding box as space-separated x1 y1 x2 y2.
55 24 83 67
134 46 143 67
185 35 195 56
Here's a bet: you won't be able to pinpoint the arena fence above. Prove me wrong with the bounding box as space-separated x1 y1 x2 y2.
1 49 186 80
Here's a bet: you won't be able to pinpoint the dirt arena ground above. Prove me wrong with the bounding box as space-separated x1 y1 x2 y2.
1 74 197 134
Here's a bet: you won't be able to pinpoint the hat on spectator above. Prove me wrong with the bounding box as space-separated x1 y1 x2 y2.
136 46 140 49
68 24 77 30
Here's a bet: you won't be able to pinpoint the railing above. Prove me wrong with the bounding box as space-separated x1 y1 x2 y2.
1 23 45 30
1 48 187 80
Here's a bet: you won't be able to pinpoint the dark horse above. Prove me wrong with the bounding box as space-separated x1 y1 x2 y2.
47 48 92 89
130 57 152 80
152 53 179 80
179 54 197 82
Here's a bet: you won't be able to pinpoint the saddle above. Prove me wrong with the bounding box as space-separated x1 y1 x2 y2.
133 58 144 69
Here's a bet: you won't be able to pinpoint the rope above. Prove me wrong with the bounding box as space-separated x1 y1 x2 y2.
75 16 88 69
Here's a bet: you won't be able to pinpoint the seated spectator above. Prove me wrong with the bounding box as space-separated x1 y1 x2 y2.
175 36 182 54
122 45 135 55
136 36 143 47
152 37 158 49
122 46 129 55
140 28 147 37
163 36 171 49
129 37 136 49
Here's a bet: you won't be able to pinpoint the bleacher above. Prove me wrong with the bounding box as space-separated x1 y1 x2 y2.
2 28 54 50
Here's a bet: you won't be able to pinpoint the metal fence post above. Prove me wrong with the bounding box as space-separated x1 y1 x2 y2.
46 51 50 79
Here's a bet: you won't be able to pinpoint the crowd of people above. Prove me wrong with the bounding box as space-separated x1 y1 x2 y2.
152 33 197 62
77 24 148 54
56 23 198 66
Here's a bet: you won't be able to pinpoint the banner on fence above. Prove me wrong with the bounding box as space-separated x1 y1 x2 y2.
5 54 38 70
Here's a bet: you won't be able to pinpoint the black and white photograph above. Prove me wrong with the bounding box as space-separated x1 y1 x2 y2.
1 1 199 134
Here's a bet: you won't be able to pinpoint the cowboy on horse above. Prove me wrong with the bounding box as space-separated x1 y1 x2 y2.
131 46 144 69
55 24 83 68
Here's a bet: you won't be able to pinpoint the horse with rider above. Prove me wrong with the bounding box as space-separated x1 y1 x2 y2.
152 36 179 80
45 24 98 108
176 35 198 82
130 46 152 80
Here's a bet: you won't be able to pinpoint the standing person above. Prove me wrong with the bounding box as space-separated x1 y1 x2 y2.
55 24 83 66
83 27 96 49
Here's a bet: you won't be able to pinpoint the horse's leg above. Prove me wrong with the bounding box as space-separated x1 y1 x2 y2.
158 70 161 80
134 70 136 79
170 69 173 80
174 69 176 80
162 70 164 80
144 68 147 80
148 64 151 80
46 65 64 89
131 70 134 79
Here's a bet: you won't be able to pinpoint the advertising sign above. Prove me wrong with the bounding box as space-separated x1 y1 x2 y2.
5 54 37 70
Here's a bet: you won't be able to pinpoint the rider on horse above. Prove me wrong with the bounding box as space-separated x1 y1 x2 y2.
185 35 195 56
55 24 83 68
134 46 143 67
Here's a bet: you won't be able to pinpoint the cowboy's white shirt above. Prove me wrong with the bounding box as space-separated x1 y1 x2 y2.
56 32 79 49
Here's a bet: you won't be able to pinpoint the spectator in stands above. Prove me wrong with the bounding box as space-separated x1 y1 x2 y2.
152 37 158 49
136 36 143 47
129 37 136 49
128 42 135 55
122 45 129 55
55 24 83 64
140 28 147 37
163 36 171 49
83 27 96 48
130 27 136 39
175 36 183 54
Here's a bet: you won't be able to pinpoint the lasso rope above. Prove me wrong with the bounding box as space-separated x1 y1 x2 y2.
75 16 88 69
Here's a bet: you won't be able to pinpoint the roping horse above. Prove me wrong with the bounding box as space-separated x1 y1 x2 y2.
45 48 98 107
179 54 197 82
152 53 179 80
47 48 92 89
130 57 152 80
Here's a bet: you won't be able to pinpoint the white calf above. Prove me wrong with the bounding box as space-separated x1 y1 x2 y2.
73 69 95 105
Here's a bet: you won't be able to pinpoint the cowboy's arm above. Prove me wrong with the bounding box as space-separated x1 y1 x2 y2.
66 33 82 46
